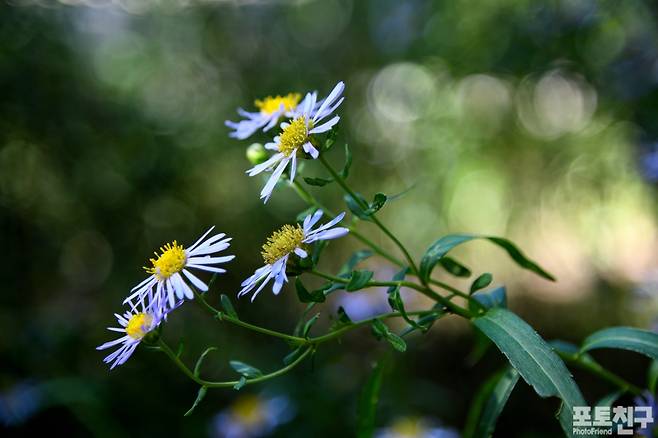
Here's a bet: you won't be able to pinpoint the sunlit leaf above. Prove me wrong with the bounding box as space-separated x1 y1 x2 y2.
419 234 555 283
473 308 585 437
580 327 658 360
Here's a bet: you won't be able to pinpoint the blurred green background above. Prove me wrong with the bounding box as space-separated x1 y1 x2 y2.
2 0 658 436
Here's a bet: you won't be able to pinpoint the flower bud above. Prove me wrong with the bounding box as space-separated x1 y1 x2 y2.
246 143 268 165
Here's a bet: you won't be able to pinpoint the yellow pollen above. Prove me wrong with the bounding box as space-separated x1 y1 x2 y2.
278 116 309 156
261 224 305 265
254 93 301 115
230 395 265 427
144 241 187 280
125 313 154 340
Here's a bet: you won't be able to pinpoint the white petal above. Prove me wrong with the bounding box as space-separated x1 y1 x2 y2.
183 269 208 292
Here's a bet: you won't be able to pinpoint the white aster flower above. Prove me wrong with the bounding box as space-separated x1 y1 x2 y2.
225 92 313 140
238 210 349 301
97 299 164 370
125 226 235 311
246 81 345 203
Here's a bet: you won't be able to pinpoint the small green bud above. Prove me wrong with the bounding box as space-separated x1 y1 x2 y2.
246 143 268 165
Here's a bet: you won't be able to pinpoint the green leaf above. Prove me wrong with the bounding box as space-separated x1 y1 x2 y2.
346 270 374 291
385 332 407 352
470 286 506 312
387 268 424 331
324 127 338 151
580 327 658 360
473 308 585 438
220 294 238 319
303 176 333 187
295 278 326 303
184 386 208 416
229 360 263 378
371 319 407 352
283 347 305 366
419 234 555 283
340 143 352 179
364 193 387 215
648 360 658 394
302 313 320 337
339 250 374 276
470 273 493 294
194 347 218 378
344 193 371 220
438 257 472 277
233 376 247 391
464 367 520 438
356 360 385 438
399 306 444 337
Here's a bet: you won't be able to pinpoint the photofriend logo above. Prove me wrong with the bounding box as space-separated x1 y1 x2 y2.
573 405 654 436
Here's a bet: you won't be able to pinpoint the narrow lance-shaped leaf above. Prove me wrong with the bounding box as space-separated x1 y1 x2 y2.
220 294 238 319
580 327 658 361
473 308 585 438
439 257 472 277
387 268 424 331
470 273 493 294
346 270 374 291
356 360 385 438
344 193 371 221
371 319 407 352
419 234 555 283
303 176 333 187
229 360 263 378
295 278 326 303
464 366 520 438
184 386 208 417
364 193 387 215
194 347 218 377
340 143 352 178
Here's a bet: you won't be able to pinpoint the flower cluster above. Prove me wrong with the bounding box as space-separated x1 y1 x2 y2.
98 82 349 369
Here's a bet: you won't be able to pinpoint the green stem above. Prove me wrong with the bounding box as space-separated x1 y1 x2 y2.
308 310 440 344
318 155 423 281
158 339 313 388
310 269 473 319
194 291 307 344
291 180 400 266
290 179 472 300
557 351 642 396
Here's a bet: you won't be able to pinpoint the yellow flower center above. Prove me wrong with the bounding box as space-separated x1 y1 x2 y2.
125 313 154 340
278 116 309 157
261 224 305 265
144 241 187 280
230 394 266 427
390 417 425 437
254 93 301 115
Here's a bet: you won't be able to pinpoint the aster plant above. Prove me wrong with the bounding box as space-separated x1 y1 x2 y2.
99 81 658 437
